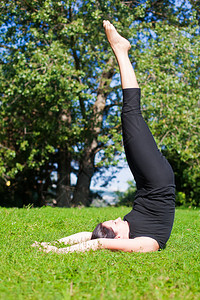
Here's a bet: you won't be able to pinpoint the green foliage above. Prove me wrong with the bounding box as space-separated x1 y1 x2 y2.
116 181 136 207
132 20 200 205
0 0 130 205
0 206 200 299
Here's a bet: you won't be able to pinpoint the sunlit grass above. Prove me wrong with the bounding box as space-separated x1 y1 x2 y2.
0 206 199 299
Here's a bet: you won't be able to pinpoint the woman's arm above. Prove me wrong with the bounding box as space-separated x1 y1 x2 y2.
63 236 159 253
32 232 92 249
101 237 159 253
32 239 102 253
33 236 159 253
57 232 92 245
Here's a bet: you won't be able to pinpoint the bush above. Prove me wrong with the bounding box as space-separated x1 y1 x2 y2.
116 181 136 207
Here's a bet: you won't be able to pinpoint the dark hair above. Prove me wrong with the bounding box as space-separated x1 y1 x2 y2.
91 222 116 239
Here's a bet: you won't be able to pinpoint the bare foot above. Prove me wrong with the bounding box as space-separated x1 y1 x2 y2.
103 20 131 55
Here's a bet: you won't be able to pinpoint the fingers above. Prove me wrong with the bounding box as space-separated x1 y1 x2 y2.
31 241 50 248
31 241 43 252
31 241 59 253
31 241 48 251
40 242 50 247
31 241 39 247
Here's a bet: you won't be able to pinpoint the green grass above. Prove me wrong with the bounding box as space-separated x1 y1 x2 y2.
0 206 199 300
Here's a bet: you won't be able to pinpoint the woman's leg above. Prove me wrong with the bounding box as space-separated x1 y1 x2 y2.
103 20 139 89
103 21 174 190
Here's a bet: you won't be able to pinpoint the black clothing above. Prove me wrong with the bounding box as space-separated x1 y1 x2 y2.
122 88 175 249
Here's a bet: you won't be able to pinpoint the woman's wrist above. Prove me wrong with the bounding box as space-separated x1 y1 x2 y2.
64 239 103 253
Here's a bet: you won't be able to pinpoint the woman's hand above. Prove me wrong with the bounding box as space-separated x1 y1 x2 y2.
31 241 60 253
31 239 104 254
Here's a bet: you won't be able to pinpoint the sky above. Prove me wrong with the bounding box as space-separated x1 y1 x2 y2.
90 162 134 193
71 155 134 199
90 161 134 205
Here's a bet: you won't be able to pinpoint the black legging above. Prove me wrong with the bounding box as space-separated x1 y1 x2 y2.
122 88 175 249
122 88 175 190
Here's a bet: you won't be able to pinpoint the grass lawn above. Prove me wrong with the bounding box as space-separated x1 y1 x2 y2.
0 206 199 300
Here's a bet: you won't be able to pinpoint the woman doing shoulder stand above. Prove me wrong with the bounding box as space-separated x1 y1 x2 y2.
33 20 175 253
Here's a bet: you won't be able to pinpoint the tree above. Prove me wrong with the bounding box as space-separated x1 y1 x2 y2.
0 0 199 207
135 20 200 205
0 0 133 206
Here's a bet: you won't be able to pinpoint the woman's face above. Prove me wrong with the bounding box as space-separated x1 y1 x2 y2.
102 217 129 239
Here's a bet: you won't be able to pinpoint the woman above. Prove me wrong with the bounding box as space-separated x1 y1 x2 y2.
32 20 175 253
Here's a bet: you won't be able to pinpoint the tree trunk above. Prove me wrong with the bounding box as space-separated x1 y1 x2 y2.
73 57 115 206
56 107 72 207
72 140 97 206
57 147 71 207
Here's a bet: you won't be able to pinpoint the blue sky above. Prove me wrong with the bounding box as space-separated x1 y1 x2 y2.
70 154 134 193
90 164 133 192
